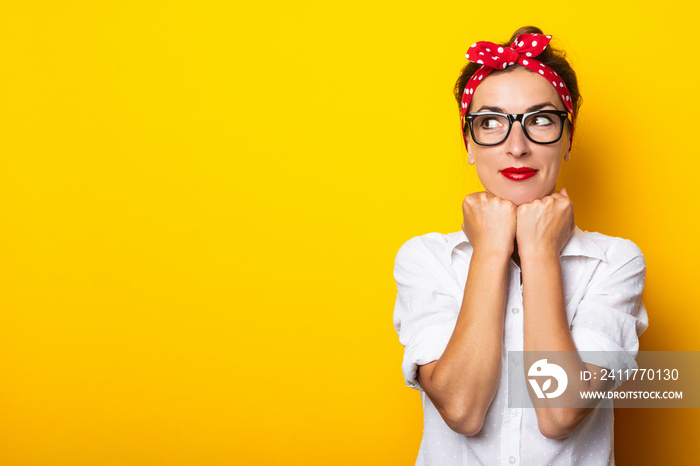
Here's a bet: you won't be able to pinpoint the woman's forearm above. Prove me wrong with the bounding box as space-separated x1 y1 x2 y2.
418 248 510 435
521 251 575 352
521 251 603 438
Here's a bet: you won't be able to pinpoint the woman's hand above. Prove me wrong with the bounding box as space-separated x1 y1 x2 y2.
516 188 575 258
462 192 517 257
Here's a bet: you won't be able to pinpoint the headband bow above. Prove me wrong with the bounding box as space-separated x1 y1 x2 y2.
460 33 574 142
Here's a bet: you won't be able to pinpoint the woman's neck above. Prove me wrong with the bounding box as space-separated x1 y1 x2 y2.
512 240 521 268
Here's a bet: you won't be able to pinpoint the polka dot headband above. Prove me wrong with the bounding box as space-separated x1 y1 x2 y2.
460 33 575 143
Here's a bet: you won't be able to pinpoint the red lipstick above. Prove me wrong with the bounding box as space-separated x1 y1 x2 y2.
500 167 537 181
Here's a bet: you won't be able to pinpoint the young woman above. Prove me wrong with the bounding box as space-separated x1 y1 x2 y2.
393 26 648 465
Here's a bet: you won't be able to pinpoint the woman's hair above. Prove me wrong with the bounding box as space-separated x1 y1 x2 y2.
454 26 581 117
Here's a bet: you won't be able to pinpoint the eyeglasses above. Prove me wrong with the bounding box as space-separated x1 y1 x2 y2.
463 110 570 146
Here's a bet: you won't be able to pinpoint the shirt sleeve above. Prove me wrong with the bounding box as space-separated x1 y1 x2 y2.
570 239 648 385
393 236 461 391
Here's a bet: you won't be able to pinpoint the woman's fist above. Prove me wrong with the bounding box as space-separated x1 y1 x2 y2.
515 188 575 257
462 192 517 256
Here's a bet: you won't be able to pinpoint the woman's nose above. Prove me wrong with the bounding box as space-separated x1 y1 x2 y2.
505 122 530 157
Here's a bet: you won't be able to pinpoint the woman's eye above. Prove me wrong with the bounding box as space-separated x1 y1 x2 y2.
531 115 554 126
480 118 502 129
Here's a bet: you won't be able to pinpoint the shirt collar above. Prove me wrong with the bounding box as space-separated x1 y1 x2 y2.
561 226 607 261
445 229 469 257
445 226 607 262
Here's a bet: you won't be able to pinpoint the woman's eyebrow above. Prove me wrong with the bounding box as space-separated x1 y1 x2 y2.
475 105 505 112
474 102 560 113
525 102 559 112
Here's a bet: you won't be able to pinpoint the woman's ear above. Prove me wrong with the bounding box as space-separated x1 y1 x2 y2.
466 138 475 165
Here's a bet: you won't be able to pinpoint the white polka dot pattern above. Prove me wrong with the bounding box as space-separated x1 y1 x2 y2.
460 33 575 142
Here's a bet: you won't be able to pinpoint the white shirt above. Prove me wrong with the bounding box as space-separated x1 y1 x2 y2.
393 227 648 466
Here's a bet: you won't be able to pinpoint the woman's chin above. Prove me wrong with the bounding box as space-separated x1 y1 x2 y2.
488 185 556 206
497 192 545 206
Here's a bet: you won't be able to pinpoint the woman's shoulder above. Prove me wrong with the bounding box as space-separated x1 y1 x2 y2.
395 230 464 263
575 228 644 263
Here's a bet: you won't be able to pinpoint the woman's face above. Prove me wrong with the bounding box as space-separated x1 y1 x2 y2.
465 67 571 206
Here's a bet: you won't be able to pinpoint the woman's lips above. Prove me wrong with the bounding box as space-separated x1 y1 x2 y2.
500 167 538 181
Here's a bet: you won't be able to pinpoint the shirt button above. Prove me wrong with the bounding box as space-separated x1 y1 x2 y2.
511 307 520 314
509 456 516 464
510 408 519 417
511 358 519 367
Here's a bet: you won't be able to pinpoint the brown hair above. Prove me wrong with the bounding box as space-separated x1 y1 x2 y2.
454 26 581 118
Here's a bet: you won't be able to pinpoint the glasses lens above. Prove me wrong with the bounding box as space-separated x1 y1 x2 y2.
471 114 510 145
523 112 563 144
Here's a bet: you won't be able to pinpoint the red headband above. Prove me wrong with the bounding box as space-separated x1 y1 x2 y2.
460 33 575 143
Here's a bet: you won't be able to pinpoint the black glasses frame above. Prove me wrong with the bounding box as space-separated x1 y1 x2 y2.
463 110 570 146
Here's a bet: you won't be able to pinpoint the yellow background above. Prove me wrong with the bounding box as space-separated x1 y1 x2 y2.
0 1 697 465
